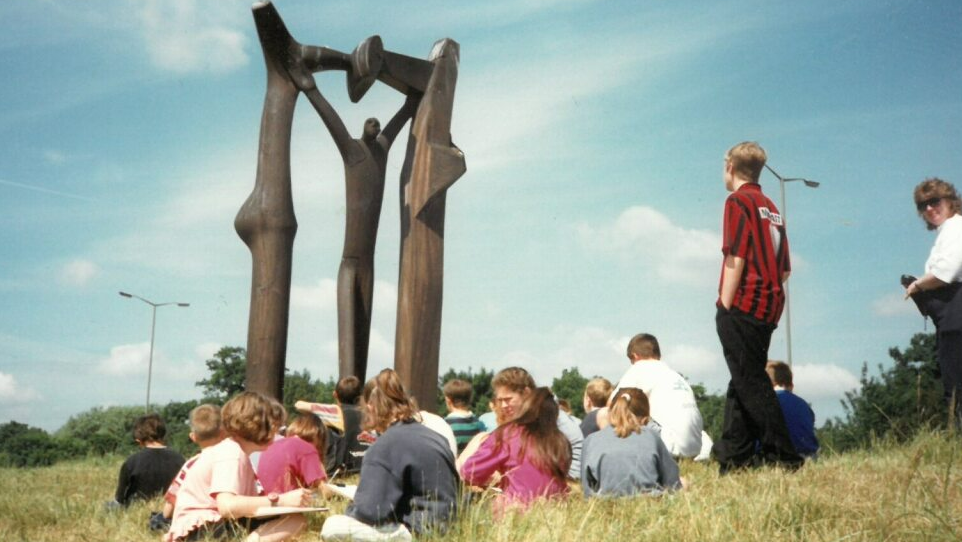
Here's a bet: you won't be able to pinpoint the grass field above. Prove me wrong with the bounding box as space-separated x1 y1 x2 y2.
1 431 960 542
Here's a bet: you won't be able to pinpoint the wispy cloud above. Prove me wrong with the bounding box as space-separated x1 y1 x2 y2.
44 149 67 165
577 205 719 285
0 178 95 202
872 292 918 317
58 259 99 287
0 372 40 404
137 0 250 75
97 343 155 376
792 363 860 400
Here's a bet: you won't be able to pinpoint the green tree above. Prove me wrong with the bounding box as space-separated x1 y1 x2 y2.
437 367 495 416
0 421 88 467
819 333 946 452
56 405 145 456
692 382 726 443
552 368 589 418
283 369 336 419
196 346 247 402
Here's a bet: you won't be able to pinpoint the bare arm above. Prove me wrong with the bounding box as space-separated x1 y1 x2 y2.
378 93 420 149
215 488 312 518
302 87 363 164
719 255 745 310
905 272 949 299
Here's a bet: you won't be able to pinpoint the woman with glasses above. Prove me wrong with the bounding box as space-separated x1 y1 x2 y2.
905 178 962 425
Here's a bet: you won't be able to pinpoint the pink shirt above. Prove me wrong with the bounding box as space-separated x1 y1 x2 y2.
257 436 327 493
460 425 569 510
164 439 260 542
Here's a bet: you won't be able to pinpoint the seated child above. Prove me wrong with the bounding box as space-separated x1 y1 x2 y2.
477 400 498 432
460 387 571 513
581 388 682 497
442 379 486 454
320 369 459 542
295 375 368 474
580 377 612 437
766 361 819 459
258 414 328 493
159 404 225 527
112 413 185 507
164 392 312 542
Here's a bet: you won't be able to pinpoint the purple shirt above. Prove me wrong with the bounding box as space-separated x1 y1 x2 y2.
460 425 569 507
257 436 326 493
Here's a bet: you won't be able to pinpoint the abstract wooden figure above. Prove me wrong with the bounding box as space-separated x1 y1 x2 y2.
238 2 465 412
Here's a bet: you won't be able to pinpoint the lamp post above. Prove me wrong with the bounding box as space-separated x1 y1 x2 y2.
119 291 190 412
763 164 819 366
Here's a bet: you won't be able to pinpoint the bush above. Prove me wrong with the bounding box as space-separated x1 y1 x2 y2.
0 421 88 467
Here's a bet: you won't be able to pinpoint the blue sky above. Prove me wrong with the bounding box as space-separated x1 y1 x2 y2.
1 0 960 432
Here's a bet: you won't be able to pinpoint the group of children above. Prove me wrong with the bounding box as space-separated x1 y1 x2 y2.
110 331 817 541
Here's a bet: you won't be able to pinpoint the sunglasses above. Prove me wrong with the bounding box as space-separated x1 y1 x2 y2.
916 197 943 212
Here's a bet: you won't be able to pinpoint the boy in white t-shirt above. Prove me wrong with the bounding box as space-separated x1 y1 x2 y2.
606 333 704 458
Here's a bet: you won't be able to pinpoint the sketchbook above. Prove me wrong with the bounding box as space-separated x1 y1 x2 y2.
252 506 329 518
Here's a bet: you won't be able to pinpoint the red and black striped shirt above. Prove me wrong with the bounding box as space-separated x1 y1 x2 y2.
717 183 790 324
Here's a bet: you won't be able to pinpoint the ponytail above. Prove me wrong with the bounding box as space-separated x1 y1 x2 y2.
608 388 650 438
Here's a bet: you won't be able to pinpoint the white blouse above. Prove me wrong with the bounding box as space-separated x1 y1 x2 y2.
926 214 962 284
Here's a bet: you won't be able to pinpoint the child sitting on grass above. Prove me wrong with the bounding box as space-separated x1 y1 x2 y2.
258 414 328 493
581 388 682 497
321 369 459 541
442 379 486 454
111 413 185 508
153 404 225 531
164 392 312 542
460 387 571 513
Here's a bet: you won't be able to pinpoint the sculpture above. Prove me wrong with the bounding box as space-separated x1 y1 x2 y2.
237 1 465 411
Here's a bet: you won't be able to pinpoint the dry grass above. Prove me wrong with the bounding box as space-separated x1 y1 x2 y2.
1 431 960 542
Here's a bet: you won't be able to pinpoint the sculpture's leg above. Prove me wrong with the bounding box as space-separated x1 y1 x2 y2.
337 258 374 383
235 2 301 399
395 39 465 412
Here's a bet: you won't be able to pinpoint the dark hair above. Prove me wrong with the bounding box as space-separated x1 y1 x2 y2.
492 387 571 483
132 413 166 444
914 178 961 231
442 379 473 408
336 376 362 405
765 360 793 387
362 369 419 432
626 333 661 360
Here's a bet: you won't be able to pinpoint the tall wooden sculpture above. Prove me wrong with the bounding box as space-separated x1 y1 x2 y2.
238 2 465 411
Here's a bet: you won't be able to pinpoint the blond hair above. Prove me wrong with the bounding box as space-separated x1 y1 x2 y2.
286 414 327 457
189 404 222 442
362 369 419 433
584 378 613 409
608 388 650 438
726 141 767 183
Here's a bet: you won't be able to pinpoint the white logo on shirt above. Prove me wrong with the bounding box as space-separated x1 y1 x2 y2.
758 207 783 226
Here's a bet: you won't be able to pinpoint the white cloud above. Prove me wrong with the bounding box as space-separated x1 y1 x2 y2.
663 343 725 388
58 259 99 287
44 149 67 164
577 206 719 285
97 343 154 376
872 292 918 317
194 342 223 361
0 372 40 404
291 278 338 310
792 363 861 400
137 0 249 75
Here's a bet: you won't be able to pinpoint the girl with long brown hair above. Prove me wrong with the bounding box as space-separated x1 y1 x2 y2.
321 369 459 541
581 388 681 497
460 387 571 511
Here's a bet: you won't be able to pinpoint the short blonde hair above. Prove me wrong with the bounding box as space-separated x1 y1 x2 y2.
726 141 767 183
286 414 327 457
189 404 222 442
221 391 274 445
584 378 613 408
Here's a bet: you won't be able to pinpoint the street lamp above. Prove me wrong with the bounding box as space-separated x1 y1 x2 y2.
764 164 819 366
119 291 190 412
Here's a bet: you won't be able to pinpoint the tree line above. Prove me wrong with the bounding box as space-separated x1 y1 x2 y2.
0 333 950 468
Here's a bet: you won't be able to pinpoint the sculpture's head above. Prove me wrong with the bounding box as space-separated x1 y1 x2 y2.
362 117 381 141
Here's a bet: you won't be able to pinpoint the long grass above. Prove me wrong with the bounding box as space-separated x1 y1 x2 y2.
1 431 959 542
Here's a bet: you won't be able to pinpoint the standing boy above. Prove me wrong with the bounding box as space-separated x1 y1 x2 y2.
714 141 802 473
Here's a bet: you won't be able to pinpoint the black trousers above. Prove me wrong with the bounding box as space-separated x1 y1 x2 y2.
936 329 962 424
713 306 802 471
